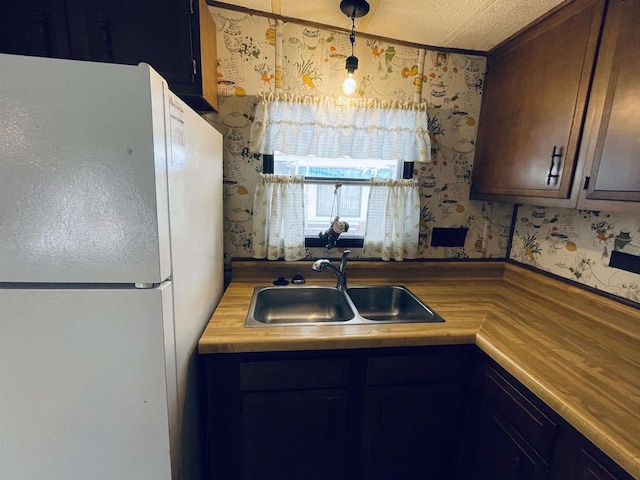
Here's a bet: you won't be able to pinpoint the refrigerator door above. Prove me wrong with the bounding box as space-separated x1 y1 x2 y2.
0 283 178 480
0 55 171 284
164 92 224 480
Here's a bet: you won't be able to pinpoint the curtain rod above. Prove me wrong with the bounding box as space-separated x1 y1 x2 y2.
304 177 371 186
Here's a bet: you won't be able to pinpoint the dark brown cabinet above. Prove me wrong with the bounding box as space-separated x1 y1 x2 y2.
461 352 635 480
471 0 605 203
241 389 349 480
204 346 634 480
460 396 547 480
360 351 469 480
0 0 71 59
0 0 218 112
550 421 633 480
204 346 472 480
471 0 640 211
576 0 640 205
458 358 555 479
238 357 351 480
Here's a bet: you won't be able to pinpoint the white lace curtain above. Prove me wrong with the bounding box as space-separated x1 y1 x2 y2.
249 92 431 162
252 174 306 261
363 178 420 261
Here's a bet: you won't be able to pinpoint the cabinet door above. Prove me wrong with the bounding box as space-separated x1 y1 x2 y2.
361 382 465 480
471 0 605 201
578 0 640 203
459 397 549 480
74 0 194 84
241 389 349 480
549 426 634 480
0 0 71 59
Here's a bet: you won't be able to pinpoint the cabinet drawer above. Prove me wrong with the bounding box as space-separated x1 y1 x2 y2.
474 362 557 460
367 348 469 385
240 358 350 391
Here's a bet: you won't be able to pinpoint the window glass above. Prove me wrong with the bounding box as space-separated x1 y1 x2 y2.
273 152 403 238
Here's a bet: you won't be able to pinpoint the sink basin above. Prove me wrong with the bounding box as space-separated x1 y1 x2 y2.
244 285 445 327
245 286 356 326
346 285 444 323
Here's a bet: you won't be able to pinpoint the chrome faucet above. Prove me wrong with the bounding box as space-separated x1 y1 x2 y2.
311 250 350 291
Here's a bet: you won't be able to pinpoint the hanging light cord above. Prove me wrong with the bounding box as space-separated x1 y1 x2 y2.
349 16 356 54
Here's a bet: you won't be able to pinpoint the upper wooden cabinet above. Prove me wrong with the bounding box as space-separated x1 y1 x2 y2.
576 0 640 206
0 0 218 112
471 0 640 211
471 0 605 205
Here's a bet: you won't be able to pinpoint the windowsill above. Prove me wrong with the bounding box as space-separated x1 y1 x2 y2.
305 236 364 248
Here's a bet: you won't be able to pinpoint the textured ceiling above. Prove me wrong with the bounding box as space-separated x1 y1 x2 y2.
209 0 567 52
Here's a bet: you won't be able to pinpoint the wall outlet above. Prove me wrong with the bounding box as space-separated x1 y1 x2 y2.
430 227 468 247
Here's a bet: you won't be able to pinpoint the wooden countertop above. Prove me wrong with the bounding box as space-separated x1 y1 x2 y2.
198 260 640 478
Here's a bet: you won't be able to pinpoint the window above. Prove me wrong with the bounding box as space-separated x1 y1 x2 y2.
271 152 406 240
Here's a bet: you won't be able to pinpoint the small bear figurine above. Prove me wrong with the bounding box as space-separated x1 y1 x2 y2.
319 216 350 249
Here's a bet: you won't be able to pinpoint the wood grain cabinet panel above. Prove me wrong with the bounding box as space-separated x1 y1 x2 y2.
204 346 472 480
577 0 640 205
471 0 605 201
462 352 635 480
361 382 465 480
549 421 634 480
241 389 349 480
458 359 552 480
204 346 634 480
0 0 71 59
0 0 218 112
471 0 640 211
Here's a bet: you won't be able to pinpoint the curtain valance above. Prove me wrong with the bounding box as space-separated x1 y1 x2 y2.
249 93 432 162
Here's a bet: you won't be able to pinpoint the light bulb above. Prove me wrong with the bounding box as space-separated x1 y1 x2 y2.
342 73 356 95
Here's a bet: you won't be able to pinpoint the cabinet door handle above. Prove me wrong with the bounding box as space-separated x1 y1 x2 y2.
98 15 114 62
327 403 336 439
512 455 521 480
546 146 562 185
35 11 51 56
379 400 387 428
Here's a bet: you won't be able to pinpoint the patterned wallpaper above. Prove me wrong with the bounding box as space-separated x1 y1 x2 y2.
512 206 640 304
203 6 514 264
204 7 639 306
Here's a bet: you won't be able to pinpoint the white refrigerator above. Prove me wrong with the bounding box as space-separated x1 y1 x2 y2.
0 54 224 480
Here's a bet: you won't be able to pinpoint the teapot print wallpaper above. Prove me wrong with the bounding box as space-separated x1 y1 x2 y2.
204 6 640 305
204 6 513 262
512 205 640 304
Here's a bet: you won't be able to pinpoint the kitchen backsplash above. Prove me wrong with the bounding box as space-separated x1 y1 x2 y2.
512 205 640 304
204 6 639 307
204 6 514 264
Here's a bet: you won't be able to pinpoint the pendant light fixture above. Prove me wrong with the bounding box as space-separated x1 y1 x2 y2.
340 0 369 95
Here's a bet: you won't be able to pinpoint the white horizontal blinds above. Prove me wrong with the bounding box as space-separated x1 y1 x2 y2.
252 174 306 261
363 178 420 261
250 93 432 162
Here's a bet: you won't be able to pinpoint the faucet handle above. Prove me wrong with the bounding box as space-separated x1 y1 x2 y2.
340 250 350 274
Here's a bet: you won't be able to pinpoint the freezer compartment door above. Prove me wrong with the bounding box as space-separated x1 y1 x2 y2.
0 55 171 284
0 284 178 480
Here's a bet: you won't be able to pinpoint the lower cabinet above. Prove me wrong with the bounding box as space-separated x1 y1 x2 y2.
360 350 470 480
458 359 555 479
241 388 349 480
361 383 464 479
549 422 632 480
460 352 634 480
204 346 472 480
203 346 634 480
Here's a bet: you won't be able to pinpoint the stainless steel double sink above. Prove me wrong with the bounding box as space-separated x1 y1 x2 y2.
245 285 445 327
